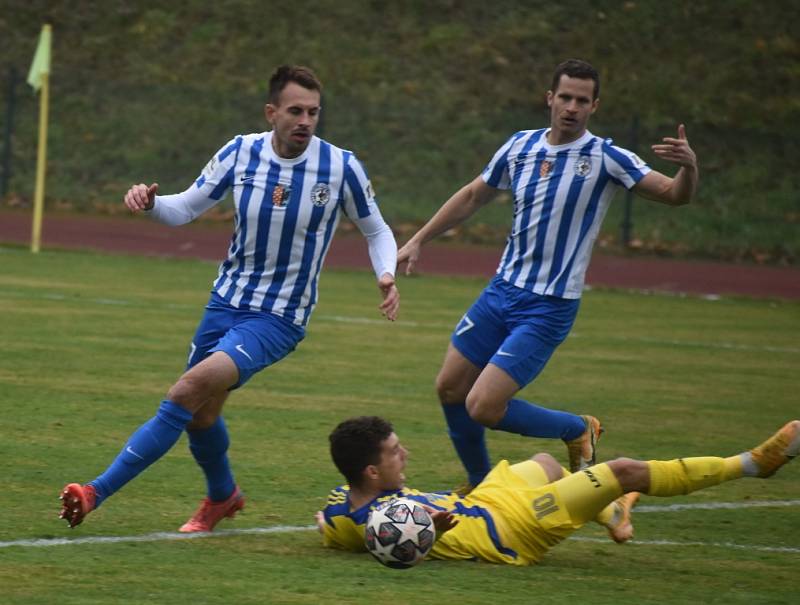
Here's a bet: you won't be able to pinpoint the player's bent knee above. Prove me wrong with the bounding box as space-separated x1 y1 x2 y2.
607 457 649 493
435 374 470 405
531 453 563 482
465 395 504 427
167 375 213 411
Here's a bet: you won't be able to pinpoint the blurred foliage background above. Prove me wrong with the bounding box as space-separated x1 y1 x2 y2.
1 0 798 263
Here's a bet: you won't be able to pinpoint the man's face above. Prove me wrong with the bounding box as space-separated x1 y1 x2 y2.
373 432 408 490
265 82 321 158
547 75 598 141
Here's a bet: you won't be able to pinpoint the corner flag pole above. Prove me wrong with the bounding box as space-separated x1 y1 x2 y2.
27 24 52 253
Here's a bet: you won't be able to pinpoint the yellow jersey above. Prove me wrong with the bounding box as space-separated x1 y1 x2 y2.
321 460 582 566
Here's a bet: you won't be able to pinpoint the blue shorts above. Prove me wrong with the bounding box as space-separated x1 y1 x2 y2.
187 291 305 389
451 276 580 387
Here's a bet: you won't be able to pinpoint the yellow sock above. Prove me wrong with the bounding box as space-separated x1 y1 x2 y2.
555 463 624 526
550 465 618 526
647 456 743 496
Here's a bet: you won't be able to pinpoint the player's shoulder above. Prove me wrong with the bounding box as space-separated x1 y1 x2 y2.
501 128 548 152
325 484 350 506
213 132 257 156
311 136 361 169
322 486 351 521
509 128 546 143
596 135 648 167
493 129 546 160
597 134 633 154
314 135 345 155
236 132 267 145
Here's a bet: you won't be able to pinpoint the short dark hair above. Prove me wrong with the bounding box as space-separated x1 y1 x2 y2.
329 416 394 487
268 64 322 105
550 59 600 99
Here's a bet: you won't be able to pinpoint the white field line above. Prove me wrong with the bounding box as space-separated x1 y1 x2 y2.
316 314 420 327
3 289 798 355
601 335 800 355
569 536 800 554
2 500 799 551
636 499 800 512
0 525 317 549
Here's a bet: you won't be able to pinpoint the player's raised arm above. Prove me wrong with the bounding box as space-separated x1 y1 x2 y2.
633 123 698 206
123 183 158 213
398 176 497 275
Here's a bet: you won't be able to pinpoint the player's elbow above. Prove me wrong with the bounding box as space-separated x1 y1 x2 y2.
652 186 692 207
669 195 692 207
671 185 697 206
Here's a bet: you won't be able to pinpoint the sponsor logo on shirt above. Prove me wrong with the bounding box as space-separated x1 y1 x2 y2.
539 160 554 179
272 184 291 207
310 183 331 206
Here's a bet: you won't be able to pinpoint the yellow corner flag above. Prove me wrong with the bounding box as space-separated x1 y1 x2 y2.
28 24 52 253
27 24 52 91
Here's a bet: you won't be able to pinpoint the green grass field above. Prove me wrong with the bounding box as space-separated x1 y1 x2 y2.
0 246 798 604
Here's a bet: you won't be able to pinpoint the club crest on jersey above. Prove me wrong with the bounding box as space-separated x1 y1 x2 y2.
310 183 331 207
574 157 592 177
272 184 291 207
539 160 554 179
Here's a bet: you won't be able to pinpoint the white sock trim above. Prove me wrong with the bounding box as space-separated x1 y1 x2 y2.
739 452 759 477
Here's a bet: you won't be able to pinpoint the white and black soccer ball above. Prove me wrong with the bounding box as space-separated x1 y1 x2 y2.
364 497 435 569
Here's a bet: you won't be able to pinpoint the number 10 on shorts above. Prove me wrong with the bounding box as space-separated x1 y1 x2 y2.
533 493 559 519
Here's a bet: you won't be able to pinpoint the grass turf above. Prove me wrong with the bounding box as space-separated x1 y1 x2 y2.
0 245 797 604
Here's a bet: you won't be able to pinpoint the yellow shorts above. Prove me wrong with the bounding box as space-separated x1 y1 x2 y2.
467 460 622 563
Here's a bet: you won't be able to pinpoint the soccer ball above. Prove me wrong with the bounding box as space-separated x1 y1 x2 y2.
364 497 435 569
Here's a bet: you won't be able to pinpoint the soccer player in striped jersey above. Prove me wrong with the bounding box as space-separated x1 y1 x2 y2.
59 65 399 531
397 59 699 489
318 416 799 566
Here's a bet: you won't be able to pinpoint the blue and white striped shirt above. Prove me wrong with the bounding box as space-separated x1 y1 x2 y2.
151 132 396 327
483 128 650 298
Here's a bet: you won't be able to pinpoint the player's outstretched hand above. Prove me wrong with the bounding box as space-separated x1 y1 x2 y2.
124 182 158 213
428 508 458 536
397 240 421 276
378 273 399 321
651 124 697 169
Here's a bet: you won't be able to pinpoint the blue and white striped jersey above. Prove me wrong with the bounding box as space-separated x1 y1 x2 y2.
151 131 395 327
483 128 650 298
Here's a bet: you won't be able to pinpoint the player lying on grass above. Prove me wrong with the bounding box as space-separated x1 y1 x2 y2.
317 416 799 566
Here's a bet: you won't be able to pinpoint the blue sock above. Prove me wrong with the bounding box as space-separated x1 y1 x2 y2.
90 400 193 507
442 403 491 486
188 416 236 502
492 398 585 440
